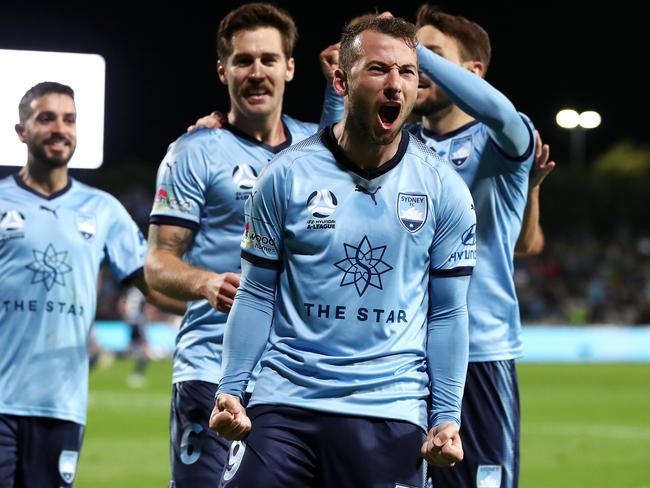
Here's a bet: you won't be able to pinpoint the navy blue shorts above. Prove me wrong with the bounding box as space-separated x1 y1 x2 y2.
429 359 520 488
220 405 426 488
0 414 84 487
169 380 231 487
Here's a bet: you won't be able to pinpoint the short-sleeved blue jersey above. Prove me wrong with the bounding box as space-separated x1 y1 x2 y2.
0 175 146 425
409 118 534 361
149 115 317 384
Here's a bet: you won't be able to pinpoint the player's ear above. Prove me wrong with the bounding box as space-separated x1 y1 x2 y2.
465 60 484 78
15 123 26 143
333 68 347 96
217 60 228 85
285 57 295 82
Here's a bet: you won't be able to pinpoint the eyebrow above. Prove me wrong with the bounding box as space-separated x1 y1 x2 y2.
367 60 418 70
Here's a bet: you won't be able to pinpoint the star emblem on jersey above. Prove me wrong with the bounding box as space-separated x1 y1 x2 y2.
450 135 473 167
26 244 72 290
334 236 393 296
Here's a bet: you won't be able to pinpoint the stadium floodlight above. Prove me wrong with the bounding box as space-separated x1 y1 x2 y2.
555 108 602 165
578 110 601 129
556 109 580 129
0 49 105 169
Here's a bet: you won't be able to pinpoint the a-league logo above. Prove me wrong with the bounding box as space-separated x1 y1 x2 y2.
232 164 258 190
307 189 338 218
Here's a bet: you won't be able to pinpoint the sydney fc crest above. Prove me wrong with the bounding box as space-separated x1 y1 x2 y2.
450 135 473 167
397 193 428 233
75 213 96 240
477 465 502 488
58 450 79 484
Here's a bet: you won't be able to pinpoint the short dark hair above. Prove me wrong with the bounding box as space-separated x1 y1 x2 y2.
339 16 417 74
416 4 491 74
18 81 74 123
217 3 298 61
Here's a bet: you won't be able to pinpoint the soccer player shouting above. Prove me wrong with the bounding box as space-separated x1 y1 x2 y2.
210 16 476 487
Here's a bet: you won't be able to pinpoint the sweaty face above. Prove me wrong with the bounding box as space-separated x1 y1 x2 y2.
413 25 464 117
219 27 295 121
17 93 77 167
346 30 418 146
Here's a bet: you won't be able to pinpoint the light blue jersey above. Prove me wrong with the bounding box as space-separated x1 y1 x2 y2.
410 120 534 361
219 129 476 430
149 115 317 384
0 175 147 425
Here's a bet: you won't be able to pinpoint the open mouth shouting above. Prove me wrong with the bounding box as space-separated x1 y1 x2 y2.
377 102 401 130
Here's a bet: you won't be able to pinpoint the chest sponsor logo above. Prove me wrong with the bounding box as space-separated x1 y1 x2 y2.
397 193 428 233
75 212 96 240
334 235 393 296
26 243 73 291
450 135 473 167
307 189 337 230
477 465 502 488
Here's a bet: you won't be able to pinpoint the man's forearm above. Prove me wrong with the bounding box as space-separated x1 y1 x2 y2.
144 249 215 301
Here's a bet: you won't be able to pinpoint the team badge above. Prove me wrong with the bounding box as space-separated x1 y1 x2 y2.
397 192 428 233
232 164 258 190
75 212 96 240
307 189 338 218
477 465 502 488
449 135 473 167
58 450 79 484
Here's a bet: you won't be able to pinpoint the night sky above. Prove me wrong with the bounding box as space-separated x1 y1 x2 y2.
1 1 646 171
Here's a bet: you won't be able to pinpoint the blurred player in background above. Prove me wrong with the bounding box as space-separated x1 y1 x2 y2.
121 285 152 388
412 6 548 487
144 4 319 486
210 16 475 486
0 81 183 488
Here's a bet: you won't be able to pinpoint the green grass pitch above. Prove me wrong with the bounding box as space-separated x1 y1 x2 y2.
76 360 650 487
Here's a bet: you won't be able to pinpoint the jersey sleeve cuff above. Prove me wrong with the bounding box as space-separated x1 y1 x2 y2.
430 266 474 277
149 215 199 231
241 251 281 269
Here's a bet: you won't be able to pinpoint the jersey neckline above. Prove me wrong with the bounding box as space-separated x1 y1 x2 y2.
223 117 293 154
322 125 409 180
13 173 73 200
416 120 480 142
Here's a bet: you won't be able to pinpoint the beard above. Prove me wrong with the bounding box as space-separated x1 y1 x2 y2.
412 92 454 118
30 141 75 168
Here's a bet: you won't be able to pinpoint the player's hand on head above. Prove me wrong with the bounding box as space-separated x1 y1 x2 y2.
377 11 393 19
320 43 341 84
421 421 463 467
202 272 241 313
529 130 556 189
209 394 251 440
186 111 228 133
